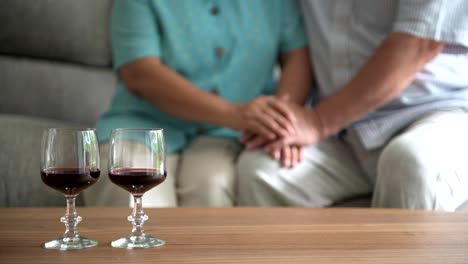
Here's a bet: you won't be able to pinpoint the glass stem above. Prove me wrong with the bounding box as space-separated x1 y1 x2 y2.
61 196 82 242
129 195 148 238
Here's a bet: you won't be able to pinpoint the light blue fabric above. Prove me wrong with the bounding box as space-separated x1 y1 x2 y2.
97 0 307 153
301 0 468 149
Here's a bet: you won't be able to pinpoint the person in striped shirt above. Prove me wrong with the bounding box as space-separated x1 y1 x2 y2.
238 0 468 211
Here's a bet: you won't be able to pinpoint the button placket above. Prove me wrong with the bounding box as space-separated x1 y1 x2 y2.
331 1 352 85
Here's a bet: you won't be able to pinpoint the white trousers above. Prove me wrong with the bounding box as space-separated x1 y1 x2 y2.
237 110 468 211
83 136 241 207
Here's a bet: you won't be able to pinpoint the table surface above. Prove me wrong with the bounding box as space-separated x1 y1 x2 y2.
0 207 468 264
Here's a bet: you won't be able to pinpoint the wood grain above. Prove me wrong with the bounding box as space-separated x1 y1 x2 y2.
0 207 467 264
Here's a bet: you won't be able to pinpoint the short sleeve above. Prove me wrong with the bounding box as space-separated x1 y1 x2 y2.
393 0 468 50
279 0 308 53
111 0 161 70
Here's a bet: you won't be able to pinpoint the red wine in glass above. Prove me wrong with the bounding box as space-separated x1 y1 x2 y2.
109 168 166 196
41 128 100 250
108 128 166 249
41 167 100 196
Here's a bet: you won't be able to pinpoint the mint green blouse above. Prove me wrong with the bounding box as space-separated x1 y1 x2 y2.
97 0 307 153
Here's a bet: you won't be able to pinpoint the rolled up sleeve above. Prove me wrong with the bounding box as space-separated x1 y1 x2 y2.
393 0 468 50
111 0 161 70
279 0 308 53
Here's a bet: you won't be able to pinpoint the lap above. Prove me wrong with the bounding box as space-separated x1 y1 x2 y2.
237 109 468 209
177 136 242 206
237 137 370 206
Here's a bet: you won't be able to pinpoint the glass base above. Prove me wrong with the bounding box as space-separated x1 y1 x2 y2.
111 234 165 249
43 236 98 250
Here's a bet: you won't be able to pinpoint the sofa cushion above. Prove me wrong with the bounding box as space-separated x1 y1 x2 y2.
0 55 116 125
0 114 89 207
0 0 112 67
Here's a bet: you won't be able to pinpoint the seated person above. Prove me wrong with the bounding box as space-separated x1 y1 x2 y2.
238 0 468 211
84 0 312 207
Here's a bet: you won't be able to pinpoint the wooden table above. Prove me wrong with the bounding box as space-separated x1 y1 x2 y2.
1 207 468 263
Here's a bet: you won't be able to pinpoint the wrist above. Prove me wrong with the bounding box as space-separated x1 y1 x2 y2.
311 106 332 139
308 108 330 140
220 102 244 131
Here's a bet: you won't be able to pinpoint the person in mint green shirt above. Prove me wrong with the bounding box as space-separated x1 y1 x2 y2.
85 0 312 207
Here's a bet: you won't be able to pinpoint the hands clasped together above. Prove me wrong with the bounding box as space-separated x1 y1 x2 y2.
233 95 324 168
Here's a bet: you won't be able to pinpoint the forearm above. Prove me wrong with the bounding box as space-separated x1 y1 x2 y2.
276 47 312 104
314 33 444 138
120 57 238 129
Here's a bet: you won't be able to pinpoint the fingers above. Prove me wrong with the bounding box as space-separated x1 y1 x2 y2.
262 140 302 168
245 135 269 149
248 119 277 139
252 114 288 138
281 146 291 168
261 106 294 135
240 131 255 143
291 145 301 168
241 132 269 149
297 146 303 163
242 108 280 140
264 137 290 153
267 147 280 161
279 145 302 168
251 101 291 137
267 98 296 125
241 96 296 139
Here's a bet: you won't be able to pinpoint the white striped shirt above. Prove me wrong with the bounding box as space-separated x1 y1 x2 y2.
301 0 468 149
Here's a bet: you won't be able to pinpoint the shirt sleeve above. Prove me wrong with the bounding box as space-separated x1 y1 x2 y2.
393 0 468 51
111 0 161 70
279 0 308 53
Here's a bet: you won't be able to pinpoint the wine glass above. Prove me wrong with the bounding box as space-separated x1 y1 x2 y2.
108 128 166 249
40 128 100 250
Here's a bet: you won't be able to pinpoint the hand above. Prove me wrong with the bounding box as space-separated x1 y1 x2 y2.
240 102 323 150
240 132 303 168
267 144 303 168
229 96 296 140
240 131 269 149
263 101 324 151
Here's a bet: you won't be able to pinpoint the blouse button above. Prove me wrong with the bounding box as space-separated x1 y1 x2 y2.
196 128 205 135
210 6 220 15
210 87 220 95
215 47 224 58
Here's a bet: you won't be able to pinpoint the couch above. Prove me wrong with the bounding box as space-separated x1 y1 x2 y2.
1 0 467 210
0 0 115 207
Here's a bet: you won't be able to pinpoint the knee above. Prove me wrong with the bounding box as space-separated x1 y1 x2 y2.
375 137 435 208
177 149 238 206
237 150 273 182
379 137 433 189
183 162 235 191
236 150 279 202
